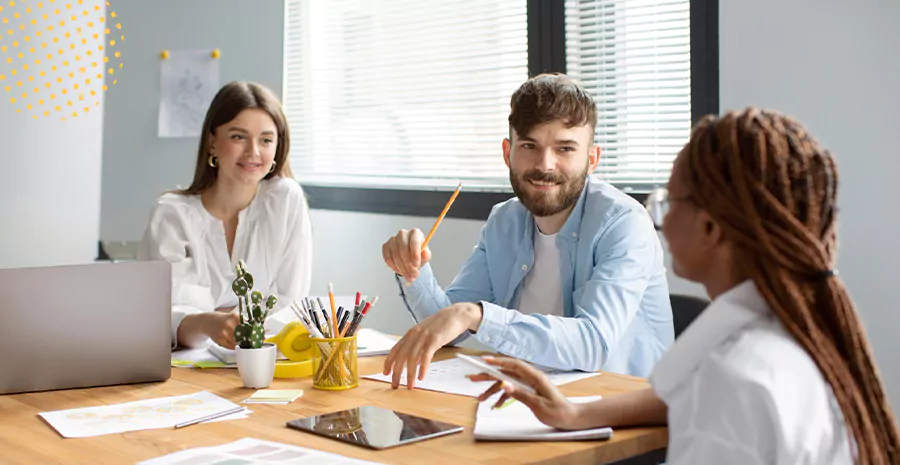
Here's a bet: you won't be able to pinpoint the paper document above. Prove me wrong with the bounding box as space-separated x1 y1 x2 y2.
474 395 612 441
39 391 248 438
356 328 397 356
242 389 304 405
158 50 219 138
362 358 599 398
139 437 384 465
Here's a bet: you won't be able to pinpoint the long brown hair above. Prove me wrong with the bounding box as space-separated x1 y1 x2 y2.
178 81 293 195
681 108 899 464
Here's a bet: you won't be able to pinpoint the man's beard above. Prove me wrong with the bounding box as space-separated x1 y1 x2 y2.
509 164 588 217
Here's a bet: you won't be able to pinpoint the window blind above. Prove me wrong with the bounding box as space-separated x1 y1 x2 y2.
566 0 691 188
283 0 528 191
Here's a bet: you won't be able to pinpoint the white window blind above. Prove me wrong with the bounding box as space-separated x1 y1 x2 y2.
566 0 691 188
283 0 528 191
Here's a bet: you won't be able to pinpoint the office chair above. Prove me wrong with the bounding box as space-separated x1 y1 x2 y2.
670 294 710 338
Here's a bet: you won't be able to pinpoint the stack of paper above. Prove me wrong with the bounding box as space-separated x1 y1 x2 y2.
356 328 398 356
39 391 249 438
242 389 304 405
474 395 612 441
363 358 599 398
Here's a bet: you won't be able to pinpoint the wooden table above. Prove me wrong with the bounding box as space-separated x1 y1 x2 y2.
0 348 667 464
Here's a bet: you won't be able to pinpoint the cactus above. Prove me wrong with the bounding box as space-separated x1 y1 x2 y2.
231 259 278 349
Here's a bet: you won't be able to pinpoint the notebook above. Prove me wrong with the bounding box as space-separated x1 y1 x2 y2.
474 395 613 441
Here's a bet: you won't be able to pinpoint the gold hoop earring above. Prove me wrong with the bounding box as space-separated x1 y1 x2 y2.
269 162 276 174
208 155 218 168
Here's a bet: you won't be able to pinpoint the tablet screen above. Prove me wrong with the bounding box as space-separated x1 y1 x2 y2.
286 405 464 449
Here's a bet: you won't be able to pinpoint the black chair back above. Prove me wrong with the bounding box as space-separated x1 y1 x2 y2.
670 294 710 338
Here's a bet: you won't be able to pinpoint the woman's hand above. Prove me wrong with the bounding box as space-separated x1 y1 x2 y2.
205 310 240 349
467 356 585 430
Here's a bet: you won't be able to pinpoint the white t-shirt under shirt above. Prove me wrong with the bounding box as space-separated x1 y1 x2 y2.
513 225 564 317
137 177 313 347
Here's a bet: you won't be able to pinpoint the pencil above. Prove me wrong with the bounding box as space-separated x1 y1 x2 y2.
328 283 338 339
174 406 244 429
421 182 462 252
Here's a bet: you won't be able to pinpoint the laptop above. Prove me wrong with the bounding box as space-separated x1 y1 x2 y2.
0 260 172 395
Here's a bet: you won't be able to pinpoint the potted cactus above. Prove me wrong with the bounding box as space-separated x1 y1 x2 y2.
232 260 278 388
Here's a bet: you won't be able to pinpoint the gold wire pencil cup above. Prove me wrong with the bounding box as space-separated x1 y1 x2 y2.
311 335 358 390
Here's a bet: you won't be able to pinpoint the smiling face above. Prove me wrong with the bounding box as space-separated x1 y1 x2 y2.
503 119 599 217
208 108 278 188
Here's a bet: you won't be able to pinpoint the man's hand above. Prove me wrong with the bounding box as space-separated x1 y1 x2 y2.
382 228 433 283
468 357 585 430
382 302 484 389
205 310 240 349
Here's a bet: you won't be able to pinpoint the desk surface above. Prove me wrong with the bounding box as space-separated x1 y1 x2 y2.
1 349 667 465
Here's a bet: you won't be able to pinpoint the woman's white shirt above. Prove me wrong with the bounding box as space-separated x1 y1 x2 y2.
650 281 852 465
138 177 313 347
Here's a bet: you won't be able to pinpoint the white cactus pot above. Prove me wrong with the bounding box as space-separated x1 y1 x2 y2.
235 342 277 389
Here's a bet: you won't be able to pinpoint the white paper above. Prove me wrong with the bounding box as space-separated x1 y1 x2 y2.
39 391 247 438
158 50 219 138
356 328 397 356
139 437 385 465
474 395 612 441
362 358 599 397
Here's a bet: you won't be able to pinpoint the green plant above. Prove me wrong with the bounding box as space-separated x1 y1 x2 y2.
232 260 278 349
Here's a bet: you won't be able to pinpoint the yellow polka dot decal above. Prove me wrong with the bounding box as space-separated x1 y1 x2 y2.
0 0 121 120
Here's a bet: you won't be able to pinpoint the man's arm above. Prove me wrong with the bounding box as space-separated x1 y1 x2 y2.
472 209 661 372
397 224 496 327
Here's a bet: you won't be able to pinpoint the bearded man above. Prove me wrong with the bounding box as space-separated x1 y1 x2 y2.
380 74 674 389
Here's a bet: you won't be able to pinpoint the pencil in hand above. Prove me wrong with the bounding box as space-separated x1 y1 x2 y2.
421 182 462 252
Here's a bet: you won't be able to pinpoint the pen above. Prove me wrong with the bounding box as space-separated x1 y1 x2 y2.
338 311 351 335
346 296 378 336
174 406 244 429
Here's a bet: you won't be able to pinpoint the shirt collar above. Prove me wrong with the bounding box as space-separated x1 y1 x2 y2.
650 280 772 399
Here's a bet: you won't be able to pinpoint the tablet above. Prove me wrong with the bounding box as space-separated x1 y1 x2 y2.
286 405 464 449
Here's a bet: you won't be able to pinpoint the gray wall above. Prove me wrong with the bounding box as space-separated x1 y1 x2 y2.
720 0 900 406
101 0 285 242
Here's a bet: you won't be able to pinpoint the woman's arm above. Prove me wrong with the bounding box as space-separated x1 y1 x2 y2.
470 356 667 431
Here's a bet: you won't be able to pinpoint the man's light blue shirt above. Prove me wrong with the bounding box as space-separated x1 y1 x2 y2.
398 175 674 377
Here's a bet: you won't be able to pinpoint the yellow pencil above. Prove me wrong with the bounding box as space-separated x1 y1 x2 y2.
421 182 462 252
327 282 338 338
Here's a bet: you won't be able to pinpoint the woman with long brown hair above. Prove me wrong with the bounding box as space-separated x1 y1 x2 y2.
470 108 900 464
138 81 312 350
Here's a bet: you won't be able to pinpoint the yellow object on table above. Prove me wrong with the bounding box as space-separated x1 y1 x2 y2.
265 321 317 378
311 335 358 390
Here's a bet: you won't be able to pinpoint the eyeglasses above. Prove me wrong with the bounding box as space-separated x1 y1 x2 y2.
643 187 694 231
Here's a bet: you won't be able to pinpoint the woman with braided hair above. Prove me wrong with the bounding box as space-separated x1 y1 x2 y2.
468 107 900 464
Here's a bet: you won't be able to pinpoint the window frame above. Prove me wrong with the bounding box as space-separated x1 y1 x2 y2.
297 0 718 220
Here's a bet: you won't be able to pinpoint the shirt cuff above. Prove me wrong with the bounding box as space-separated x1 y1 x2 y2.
474 300 508 347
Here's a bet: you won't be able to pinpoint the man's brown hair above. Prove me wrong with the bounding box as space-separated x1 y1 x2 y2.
508 73 597 138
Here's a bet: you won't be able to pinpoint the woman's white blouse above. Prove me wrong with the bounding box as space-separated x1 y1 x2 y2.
650 281 852 464
138 177 313 346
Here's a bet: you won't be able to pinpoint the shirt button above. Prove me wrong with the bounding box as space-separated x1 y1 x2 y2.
572 232 578 238
521 264 528 271
483 335 491 342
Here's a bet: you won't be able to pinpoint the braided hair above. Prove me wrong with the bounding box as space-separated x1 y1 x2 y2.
681 108 899 464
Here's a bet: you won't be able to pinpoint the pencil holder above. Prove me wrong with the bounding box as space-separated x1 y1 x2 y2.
311 335 358 391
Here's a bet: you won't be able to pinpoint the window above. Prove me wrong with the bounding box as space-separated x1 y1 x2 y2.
566 0 692 189
283 0 717 217
284 0 528 191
